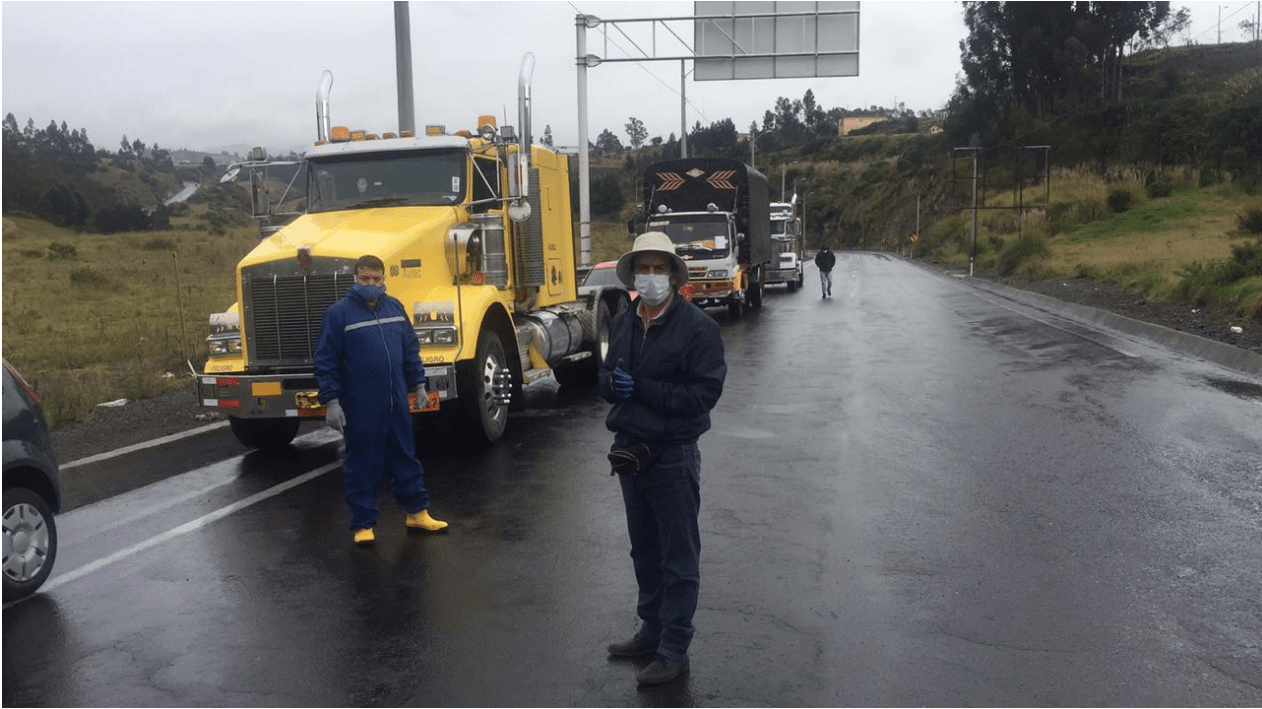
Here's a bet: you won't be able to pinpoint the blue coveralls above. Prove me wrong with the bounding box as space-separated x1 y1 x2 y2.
598 294 727 663
313 288 430 530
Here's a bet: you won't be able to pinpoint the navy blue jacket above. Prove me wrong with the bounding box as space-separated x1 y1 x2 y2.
313 289 425 441
598 295 726 446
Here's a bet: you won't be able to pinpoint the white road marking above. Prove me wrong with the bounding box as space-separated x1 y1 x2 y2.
37 461 341 596
61 421 231 469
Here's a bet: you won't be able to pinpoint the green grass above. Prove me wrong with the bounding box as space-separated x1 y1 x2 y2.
924 167 1262 319
2 215 257 426
1066 194 1205 241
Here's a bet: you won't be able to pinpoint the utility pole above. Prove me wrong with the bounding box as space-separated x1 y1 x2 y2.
680 61 688 159
953 147 981 276
575 15 594 268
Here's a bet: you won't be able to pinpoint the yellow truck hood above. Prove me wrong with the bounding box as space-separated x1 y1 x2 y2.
240 207 460 267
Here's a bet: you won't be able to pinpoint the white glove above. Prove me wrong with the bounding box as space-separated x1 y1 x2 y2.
326 399 346 433
415 382 428 407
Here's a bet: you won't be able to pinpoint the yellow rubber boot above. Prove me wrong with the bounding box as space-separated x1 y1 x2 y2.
405 509 449 533
352 527 376 546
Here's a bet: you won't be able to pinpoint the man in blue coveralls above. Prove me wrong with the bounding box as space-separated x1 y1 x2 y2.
314 254 447 546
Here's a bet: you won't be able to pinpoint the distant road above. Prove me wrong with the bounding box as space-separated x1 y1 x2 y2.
163 181 198 206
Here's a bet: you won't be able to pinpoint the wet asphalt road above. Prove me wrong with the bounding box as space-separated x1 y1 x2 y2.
5 253 1262 707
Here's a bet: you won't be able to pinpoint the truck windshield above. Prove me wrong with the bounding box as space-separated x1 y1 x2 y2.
307 148 467 213
646 214 731 259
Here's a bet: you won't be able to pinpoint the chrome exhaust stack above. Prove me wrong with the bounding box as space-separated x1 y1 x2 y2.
509 53 535 221
315 70 334 142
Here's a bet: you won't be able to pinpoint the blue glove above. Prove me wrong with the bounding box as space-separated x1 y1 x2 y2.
612 366 634 400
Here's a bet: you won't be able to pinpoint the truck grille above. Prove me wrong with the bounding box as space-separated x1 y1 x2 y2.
244 270 353 367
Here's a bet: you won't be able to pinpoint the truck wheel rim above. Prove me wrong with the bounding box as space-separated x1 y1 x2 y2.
3 503 50 583
479 352 509 421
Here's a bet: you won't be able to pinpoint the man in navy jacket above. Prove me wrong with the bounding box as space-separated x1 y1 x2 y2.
314 254 447 546
598 232 727 685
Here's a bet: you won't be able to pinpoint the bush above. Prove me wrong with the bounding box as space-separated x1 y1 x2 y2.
1106 189 1133 213
1145 181 1173 198
47 242 77 259
92 204 153 233
1172 239 1262 298
996 233 1049 276
1239 208 1262 235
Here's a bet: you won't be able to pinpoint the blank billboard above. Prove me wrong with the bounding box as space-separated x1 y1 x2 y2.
694 1 859 81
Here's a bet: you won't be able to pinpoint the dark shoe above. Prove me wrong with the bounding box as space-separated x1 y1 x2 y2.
607 633 658 658
636 656 690 685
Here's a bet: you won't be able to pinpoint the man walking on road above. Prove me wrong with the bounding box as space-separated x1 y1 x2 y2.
598 232 727 686
814 244 836 298
314 254 447 547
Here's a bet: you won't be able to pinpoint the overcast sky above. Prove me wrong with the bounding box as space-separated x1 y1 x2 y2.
2 1 1254 156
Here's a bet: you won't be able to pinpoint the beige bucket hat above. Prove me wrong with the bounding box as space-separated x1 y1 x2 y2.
615 231 690 288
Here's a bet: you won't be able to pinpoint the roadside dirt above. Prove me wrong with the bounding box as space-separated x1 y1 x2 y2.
48 274 1262 467
981 273 1262 355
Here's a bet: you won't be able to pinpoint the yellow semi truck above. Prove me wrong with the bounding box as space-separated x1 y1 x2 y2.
199 56 627 449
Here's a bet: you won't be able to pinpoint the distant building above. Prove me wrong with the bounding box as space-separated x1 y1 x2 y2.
929 125 944 134
839 116 887 136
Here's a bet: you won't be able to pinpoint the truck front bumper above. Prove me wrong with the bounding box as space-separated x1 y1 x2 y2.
765 268 801 284
198 365 453 418
683 278 739 306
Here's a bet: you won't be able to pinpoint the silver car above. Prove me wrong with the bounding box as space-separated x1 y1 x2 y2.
3 358 61 602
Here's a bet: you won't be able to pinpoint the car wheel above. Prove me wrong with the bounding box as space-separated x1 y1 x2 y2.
3 487 58 602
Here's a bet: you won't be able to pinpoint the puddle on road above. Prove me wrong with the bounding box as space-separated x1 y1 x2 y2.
1204 376 1262 401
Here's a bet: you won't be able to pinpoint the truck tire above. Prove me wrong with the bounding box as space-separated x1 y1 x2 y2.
3 487 58 602
228 416 301 450
747 267 764 309
458 328 510 446
796 270 804 290
554 299 613 389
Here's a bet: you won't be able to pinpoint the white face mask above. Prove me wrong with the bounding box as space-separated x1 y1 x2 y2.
635 273 672 306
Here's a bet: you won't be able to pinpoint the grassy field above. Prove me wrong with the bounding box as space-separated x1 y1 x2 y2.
924 166 1262 314
1 212 634 428
1 215 257 426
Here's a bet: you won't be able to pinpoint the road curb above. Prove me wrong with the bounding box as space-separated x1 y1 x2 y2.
904 259 1262 378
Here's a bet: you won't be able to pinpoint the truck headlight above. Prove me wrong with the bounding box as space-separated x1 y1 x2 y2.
416 326 457 345
206 312 241 356
706 270 730 279
207 333 242 355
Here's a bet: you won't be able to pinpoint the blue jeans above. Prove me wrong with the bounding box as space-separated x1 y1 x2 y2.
617 441 701 662
820 269 833 295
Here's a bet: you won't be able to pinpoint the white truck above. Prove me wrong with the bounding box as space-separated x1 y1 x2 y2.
764 196 804 291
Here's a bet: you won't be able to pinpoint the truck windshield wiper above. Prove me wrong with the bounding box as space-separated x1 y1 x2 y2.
350 197 412 209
